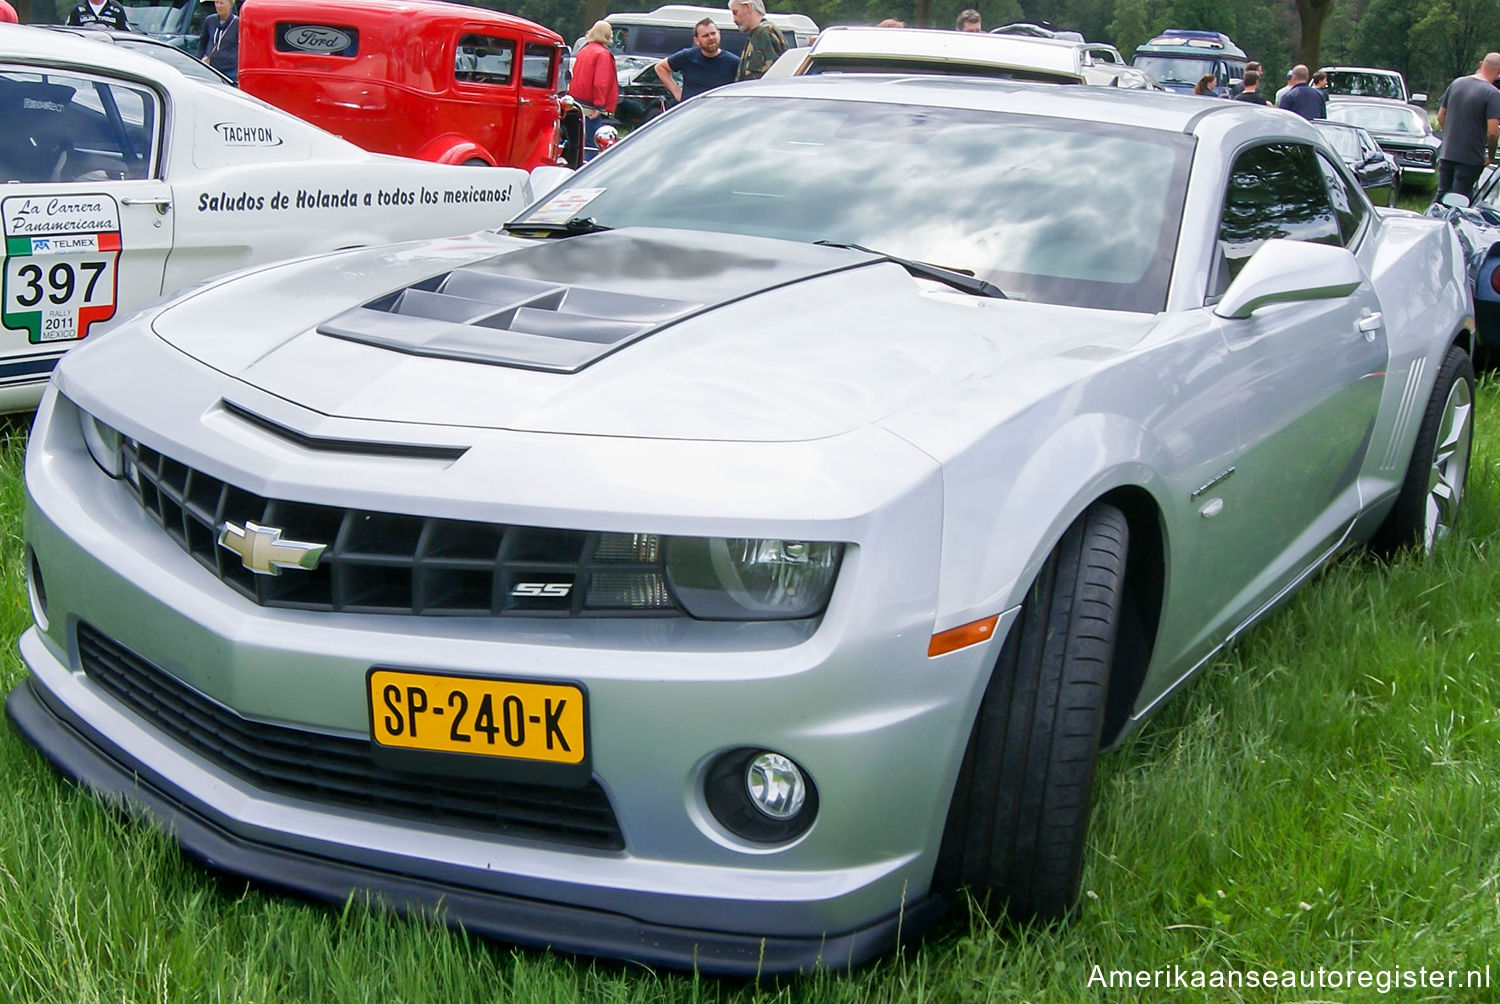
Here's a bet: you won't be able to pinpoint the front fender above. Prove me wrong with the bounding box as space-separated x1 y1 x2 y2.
930 405 1171 635
416 135 496 166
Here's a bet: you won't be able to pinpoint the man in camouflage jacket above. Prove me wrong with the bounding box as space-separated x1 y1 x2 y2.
730 0 787 81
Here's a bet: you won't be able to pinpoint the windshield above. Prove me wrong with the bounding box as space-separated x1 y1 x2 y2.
1131 55 1213 86
1314 124 1361 162
1325 102 1427 136
1323 71 1403 101
514 95 1191 312
119 0 192 35
115 37 229 84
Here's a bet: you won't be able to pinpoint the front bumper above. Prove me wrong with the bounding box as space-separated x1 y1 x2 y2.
7 674 943 974
14 387 1000 973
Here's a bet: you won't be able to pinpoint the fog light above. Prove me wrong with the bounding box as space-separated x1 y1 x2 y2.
747 752 805 819
704 747 818 843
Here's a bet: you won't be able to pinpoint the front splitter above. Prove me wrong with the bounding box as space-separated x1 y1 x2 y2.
6 676 946 976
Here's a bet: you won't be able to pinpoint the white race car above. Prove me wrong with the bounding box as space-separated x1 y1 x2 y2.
0 24 543 413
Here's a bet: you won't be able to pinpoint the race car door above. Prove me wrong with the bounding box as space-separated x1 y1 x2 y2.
0 66 172 404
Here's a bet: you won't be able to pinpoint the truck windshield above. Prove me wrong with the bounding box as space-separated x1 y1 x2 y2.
1131 55 1212 87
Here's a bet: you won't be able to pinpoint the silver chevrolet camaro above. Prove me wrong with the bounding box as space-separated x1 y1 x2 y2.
7 75 1476 974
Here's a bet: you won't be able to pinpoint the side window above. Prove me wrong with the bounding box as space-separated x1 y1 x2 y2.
1317 151 1368 244
1211 142 1342 297
521 43 555 89
455 34 515 86
0 70 160 183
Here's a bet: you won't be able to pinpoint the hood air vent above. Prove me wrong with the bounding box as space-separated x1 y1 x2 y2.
316 229 875 373
319 267 702 374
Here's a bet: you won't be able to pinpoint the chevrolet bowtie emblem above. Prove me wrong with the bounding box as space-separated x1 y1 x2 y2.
217 520 327 576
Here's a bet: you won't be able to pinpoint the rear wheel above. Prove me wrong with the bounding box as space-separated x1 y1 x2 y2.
1371 343 1474 555
934 503 1128 921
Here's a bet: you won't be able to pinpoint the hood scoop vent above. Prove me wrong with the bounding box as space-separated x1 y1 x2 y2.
318 266 703 374
316 228 874 373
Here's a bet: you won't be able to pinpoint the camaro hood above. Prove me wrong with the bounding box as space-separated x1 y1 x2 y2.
149 228 1151 441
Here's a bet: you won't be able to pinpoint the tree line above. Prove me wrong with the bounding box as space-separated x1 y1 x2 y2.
17 0 1497 104
497 0 1499 102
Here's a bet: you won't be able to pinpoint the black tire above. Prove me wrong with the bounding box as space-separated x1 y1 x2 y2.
934 503 1128 922
1370 343 1475 556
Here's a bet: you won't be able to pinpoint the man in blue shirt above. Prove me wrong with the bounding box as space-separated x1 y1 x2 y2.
655 17 740 103
1277 64 1327 121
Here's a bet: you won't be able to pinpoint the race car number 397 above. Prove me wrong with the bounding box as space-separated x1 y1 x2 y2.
2 194 121 344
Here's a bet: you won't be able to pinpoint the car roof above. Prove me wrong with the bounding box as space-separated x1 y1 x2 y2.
0 21 196 84
1324 95 1421 108
608 4 817 32
1320 66 1400 74
730 71 1315 139
242 0 561 39
34 24 235 83
806 26 1085 77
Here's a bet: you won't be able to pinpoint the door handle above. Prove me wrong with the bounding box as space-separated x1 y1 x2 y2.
519 97 532 106
1357 311 1383 341
121 196 172 213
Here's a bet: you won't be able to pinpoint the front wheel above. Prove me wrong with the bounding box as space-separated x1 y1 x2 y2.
934 503 1128 921
1370 343 1475 555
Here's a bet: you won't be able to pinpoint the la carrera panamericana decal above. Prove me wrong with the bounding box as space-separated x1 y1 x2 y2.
3 194 121 344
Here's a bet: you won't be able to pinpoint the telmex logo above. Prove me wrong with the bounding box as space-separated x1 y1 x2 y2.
284 25 353 52
213 122 285 147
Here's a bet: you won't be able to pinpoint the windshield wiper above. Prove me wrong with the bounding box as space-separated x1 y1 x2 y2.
501 217 613 237
815 240 1006 299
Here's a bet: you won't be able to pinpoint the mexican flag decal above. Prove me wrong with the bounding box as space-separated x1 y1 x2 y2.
3 194 122 344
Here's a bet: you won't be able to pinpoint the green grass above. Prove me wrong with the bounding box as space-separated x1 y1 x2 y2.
2 387 1499 1002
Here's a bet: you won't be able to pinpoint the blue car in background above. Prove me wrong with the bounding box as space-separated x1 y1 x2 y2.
1429 168 1500 350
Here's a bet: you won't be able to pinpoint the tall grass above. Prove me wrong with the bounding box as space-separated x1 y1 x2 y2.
1 386 1497 1002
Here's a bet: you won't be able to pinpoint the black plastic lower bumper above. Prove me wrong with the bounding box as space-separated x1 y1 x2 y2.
5 677 944 976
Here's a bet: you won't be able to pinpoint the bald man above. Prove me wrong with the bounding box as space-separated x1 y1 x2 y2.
1436 52 1500 202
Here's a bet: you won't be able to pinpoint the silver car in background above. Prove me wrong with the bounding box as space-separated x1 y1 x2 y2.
8 78 1475 974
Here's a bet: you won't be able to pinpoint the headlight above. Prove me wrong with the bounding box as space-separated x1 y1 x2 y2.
665 537 843 620
79 408 136 485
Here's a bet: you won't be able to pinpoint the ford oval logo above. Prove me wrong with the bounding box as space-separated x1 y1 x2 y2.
284 25 354 53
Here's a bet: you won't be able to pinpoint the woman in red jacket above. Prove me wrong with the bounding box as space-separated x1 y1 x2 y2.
568 21 619 161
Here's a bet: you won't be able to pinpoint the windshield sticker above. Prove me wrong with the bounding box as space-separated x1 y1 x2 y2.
523 188 606 224
2 194 121 344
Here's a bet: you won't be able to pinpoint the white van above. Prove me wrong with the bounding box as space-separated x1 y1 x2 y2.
604 4 817 60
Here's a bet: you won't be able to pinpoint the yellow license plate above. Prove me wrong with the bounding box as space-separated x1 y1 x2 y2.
369 669 586 765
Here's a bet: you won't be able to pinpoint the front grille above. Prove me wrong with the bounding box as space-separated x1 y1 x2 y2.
124 440 679 617
77 623 625 850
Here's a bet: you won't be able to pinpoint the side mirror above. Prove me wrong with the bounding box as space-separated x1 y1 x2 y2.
1214 239 1362 320
1410 92 1427 105
1439 192 1472 209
